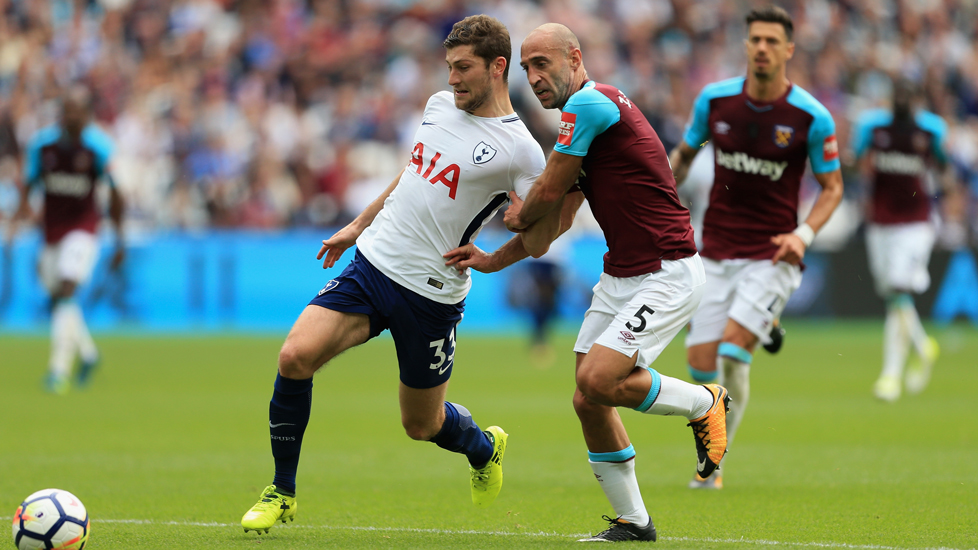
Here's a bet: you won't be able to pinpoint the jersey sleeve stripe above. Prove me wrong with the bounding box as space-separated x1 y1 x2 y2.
682 77 745 148
458 192 510 248
787 86 840 174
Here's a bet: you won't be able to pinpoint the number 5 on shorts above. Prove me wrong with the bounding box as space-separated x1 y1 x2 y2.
625 305 655 333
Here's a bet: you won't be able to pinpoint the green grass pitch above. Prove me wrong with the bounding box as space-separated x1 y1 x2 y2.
1 321 976 549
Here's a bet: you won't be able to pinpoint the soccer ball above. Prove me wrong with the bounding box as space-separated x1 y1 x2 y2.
11 489 89 550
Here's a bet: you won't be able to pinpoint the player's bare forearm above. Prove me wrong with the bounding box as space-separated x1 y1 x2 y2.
444 195 582 273
109 186 125 240
802 169 844 233
520 194 565 258
669 141 700 186
512 151 582 230
771 169 843 265
318 168 405 269
108 185 126 268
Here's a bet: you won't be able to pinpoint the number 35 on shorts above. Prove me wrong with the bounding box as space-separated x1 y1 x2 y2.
429 326 457 376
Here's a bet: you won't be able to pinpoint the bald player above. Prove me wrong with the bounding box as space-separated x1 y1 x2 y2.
7 85 124 394
452 23 730 542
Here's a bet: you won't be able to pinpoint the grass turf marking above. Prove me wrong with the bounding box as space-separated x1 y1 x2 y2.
4 517 971 549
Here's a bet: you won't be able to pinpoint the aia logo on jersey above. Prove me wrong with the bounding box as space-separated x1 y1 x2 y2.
773 125 795 148
473 141 497 164
557 111 577 146
823 135 839 161
409 142 461 199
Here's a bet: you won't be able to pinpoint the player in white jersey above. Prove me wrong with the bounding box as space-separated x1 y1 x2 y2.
241 15 580 535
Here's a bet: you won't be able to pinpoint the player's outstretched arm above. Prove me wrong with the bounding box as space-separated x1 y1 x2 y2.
669 140 700 186
771 168 844 265
318 168 404 269
445 191 583 273
107 182 126 269
505 151 582 231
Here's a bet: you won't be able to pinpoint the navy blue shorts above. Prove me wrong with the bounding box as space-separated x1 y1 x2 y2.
309 249 464 389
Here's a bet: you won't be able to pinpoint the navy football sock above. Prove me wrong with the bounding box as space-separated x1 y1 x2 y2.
430 402 494 468
269 373 313 495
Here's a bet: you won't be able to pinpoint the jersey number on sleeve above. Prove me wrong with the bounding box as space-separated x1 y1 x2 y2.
410 142 461 200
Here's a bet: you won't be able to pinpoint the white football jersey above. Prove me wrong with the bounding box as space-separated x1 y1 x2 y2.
357 91 545 304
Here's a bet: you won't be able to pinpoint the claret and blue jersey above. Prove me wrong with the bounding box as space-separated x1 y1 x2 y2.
852 108 947 225
23 124 115 244
555 80 697 277
683 76 840 261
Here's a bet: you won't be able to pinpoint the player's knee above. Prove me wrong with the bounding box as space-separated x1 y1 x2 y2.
277 343 315 379
572 388 598 417
402 419 439 441
55 280 78 299
575 368 618 405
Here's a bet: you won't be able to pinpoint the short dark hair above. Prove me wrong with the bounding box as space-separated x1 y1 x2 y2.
443 15 511 82
746 6 794 42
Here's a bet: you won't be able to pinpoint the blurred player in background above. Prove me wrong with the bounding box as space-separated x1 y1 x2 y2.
506 233 570 368
455 23 729 542
852 79 952 402
5 85 124 394
241 15 580 535
669 6 843 489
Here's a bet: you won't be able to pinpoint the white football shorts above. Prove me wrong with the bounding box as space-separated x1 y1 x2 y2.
866 222 935 296
574 254 705 368
39 229 99 294
685 257 802 347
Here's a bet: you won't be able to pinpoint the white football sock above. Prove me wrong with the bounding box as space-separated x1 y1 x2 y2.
65 302 98 363
641 373 713 419
49 300 79 378
719 354 750 447
881 304 909 379
900 303 928 357
589 457 650 525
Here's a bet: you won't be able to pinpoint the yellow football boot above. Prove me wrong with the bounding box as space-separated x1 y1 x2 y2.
470 426 508 508
241 485 297 534
905 336 939 395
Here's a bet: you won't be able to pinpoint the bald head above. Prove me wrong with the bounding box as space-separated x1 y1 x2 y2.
520 23 586 110
523 23 580 58
62 85 93 138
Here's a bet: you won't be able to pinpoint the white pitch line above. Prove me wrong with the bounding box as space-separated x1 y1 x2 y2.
4 517 972 550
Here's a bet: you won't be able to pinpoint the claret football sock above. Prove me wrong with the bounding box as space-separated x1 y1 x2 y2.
588 447 651 526
431 402 493 468
269 373 313 495
635 367 713 419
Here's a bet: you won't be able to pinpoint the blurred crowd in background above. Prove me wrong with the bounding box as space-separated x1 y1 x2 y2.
0 0 976 248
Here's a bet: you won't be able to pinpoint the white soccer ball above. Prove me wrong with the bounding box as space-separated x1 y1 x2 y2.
11 489 89 550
